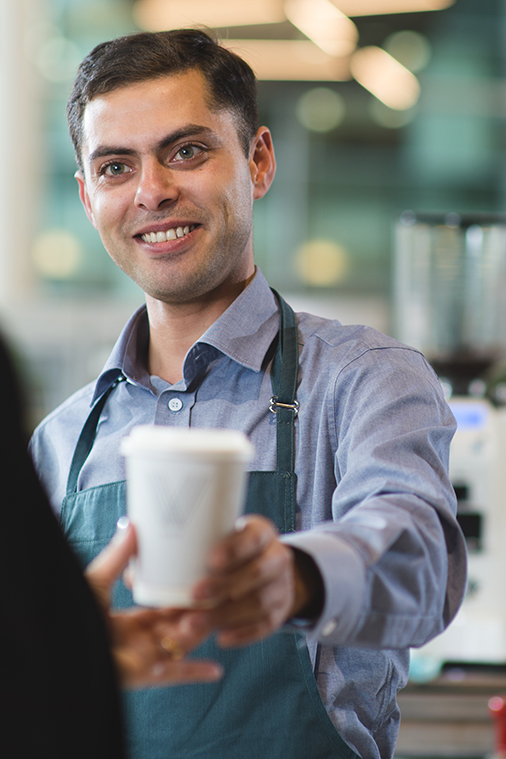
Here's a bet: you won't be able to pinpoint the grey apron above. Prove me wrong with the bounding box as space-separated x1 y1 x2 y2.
60 293 361 759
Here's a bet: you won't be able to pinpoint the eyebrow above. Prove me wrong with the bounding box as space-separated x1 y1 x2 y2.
87 124 217 165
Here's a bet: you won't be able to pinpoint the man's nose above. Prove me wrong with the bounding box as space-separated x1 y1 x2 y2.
134 160 178 211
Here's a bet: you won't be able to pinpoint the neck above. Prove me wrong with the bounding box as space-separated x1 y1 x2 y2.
146 273 255 384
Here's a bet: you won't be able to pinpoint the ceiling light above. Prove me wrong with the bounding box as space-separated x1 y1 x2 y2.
296 88 346 132
133 0 286 31
284 0 358 57
384 30 432 73
296 239 349 287
32 229 82 279
222 40 352 81
330 0 455 15
350 46 420 110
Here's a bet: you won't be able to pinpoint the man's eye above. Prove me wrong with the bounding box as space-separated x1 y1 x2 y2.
102 162 130 176
173 145 204 162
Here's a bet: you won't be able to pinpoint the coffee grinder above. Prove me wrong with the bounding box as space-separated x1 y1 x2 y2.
394 211 506 664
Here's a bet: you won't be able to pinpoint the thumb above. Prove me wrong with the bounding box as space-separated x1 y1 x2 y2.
85 518 137 608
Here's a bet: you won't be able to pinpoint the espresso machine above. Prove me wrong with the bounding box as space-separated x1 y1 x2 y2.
394 211 506 665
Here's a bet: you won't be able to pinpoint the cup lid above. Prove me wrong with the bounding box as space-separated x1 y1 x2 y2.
120 424 254 460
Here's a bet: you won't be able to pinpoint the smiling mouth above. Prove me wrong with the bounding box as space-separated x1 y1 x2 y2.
140 224 198 244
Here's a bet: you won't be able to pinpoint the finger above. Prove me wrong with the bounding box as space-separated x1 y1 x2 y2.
146 659 224 688
206 515 279 573
219 574 291 630
170 608 215 640
118 650 223 689
111 607 191 632
122 563 134 590
154 613 214 653
227 541 293 601
189 572 293 648
193 539 293 606
86 520 137 594
214 587 290 647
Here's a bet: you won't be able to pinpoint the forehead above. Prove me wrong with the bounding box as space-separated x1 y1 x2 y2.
81 69 239 156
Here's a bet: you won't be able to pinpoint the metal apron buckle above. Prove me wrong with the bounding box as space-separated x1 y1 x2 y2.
269 396 299 417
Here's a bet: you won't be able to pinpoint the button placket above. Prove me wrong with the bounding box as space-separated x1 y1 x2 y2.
155 388 195 426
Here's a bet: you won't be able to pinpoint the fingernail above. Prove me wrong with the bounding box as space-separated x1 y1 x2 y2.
209 664 224 680
235 516 248 531
112 516 130 542
117 516 130 530
184 612 210 633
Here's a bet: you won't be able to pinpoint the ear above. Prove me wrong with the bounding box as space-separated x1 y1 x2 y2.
75 170 97 228
249 127 276 200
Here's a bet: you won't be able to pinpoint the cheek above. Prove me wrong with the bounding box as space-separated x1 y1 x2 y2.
196 161 253 207
228 172 254 219
219 164 254 209
92 194 127 234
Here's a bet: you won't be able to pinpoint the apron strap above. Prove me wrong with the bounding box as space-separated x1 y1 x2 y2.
269 290 299 474
66 375 125 496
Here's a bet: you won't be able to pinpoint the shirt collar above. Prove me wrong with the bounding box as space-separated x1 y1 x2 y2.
92 269 280 404
92 305 150 403
196 269 279 371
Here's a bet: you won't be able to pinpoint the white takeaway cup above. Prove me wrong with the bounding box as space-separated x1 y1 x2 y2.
120 425 254 607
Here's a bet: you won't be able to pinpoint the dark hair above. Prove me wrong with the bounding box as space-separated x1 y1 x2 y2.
67 28 259 170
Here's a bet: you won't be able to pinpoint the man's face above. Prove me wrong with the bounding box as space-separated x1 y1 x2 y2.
76 69 274 305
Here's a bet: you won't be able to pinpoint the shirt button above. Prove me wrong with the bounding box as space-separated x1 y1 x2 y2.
168 397 183 412
321 620 337 637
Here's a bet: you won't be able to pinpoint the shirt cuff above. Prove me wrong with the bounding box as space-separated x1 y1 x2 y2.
281 530 366 644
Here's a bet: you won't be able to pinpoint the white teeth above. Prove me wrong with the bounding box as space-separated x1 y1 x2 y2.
141 225 194 244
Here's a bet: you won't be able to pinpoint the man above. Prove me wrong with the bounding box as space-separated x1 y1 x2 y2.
30 29 466 759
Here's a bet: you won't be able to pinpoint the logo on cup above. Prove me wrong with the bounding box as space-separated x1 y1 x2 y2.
148 468 213 529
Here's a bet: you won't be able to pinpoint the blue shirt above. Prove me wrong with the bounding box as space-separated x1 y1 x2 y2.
30 269 466 759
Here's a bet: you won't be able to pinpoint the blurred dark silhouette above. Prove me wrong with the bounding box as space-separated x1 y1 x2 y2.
0 333 125 759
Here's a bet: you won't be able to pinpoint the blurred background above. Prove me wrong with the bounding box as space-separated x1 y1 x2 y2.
0 0 503 428
5 2 506 754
